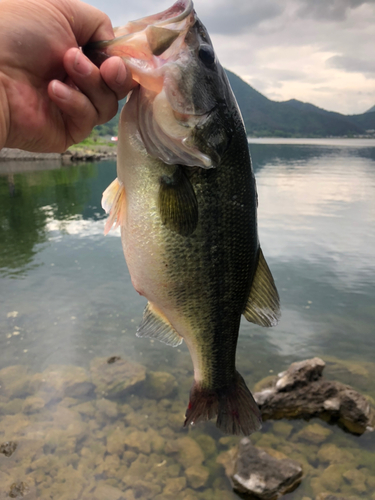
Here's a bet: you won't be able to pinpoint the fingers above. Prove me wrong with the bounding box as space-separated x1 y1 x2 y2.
48 79 98 147
48 46 137 147
47 48 116 145
61 0 115 45
100 56 137 101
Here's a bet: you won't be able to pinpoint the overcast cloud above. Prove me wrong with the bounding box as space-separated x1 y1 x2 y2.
86 0 375 114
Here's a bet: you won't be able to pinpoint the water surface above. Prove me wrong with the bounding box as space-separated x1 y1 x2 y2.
0 140 374 499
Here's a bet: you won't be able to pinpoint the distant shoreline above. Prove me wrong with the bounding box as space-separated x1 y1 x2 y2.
1 137 375 163
247 137 375 147
0 146 117 162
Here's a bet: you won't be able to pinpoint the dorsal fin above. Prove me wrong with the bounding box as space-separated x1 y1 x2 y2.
243 248 280 327
101 178 126 235
137 302 183 347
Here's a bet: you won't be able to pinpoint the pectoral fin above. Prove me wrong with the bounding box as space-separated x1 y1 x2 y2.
158 166 198 236
243 248 280 327
101 178 126 235
137 302 183 347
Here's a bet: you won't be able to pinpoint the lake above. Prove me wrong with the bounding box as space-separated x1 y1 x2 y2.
0 139 374 499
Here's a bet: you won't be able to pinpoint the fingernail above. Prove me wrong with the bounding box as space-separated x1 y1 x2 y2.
52 81 71 100
115 60 127 85
74 50 92 76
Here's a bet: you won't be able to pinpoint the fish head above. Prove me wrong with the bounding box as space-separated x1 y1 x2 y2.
85 0 235 168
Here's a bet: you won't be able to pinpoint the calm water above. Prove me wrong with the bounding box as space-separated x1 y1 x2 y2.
0 140 374 499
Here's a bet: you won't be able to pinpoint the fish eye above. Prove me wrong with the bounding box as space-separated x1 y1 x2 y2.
198 45 215 66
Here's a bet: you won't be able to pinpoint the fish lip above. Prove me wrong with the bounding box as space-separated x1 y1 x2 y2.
137 0 193 29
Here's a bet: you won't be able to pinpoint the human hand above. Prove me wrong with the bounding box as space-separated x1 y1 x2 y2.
0 0 136 152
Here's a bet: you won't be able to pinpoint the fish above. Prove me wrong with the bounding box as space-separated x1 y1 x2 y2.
85 0 280 435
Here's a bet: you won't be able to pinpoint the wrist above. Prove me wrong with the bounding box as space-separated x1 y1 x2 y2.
0 73 9 150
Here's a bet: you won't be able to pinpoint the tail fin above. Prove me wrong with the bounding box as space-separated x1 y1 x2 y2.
184 371 262 435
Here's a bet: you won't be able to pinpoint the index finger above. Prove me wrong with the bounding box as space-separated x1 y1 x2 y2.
59 0 115 45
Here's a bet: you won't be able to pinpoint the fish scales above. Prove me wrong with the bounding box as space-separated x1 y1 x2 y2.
164 138 258 389
86 0 280 435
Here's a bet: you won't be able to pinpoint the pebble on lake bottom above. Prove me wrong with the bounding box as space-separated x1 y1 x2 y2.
0 355 374 499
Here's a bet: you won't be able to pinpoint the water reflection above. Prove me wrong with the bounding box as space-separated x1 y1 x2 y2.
0 162 101 278
0 143 375 500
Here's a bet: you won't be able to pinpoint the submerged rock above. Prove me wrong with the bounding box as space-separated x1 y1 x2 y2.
22 396 45 414
90 357 146 398
254 358 375 434
165 437 205 469
185 464 210 489
315 495 354 500
29 365 93 400
221 438 303 499
295 423 332 444
9 481 29 498
0 365 31 399
143 371 178 400
0 440 17 457
93 484 125 500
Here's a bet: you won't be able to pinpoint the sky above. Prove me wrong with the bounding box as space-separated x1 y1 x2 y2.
85 0 375 115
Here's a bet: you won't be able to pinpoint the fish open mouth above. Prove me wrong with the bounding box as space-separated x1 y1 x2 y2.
113 0 193 36
84 0 194 70
85 0 219 169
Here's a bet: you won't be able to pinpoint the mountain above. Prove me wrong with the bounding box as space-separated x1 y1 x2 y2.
93 69 375 138
225 70 375 137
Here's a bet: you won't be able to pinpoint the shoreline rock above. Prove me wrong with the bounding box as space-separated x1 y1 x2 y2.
254 358 375 435
0 146 117 163
62 148 117 163
0 148 61 162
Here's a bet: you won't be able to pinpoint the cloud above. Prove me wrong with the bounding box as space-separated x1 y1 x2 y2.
296 0 370 21
198 1 284 35
327 55 375 76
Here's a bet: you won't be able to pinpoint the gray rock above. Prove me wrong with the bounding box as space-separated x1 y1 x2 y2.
226 438 303 500
275 358 325 392
254 358 375 435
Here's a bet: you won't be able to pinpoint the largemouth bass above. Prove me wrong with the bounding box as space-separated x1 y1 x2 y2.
86 0 280 435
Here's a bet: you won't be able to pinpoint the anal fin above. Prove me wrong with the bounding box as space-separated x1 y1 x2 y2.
101 178 126 235
137 302 183 347
243 248 281 327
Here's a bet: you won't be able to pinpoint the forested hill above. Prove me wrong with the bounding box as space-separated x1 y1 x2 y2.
94 70 375 138
225 70 375 137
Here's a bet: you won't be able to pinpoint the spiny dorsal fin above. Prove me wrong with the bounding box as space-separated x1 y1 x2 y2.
158 166 198 237
243 248 280 327
101 178 126 235
137 302 183 347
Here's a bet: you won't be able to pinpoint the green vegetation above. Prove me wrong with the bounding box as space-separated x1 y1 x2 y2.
69 133 116 151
